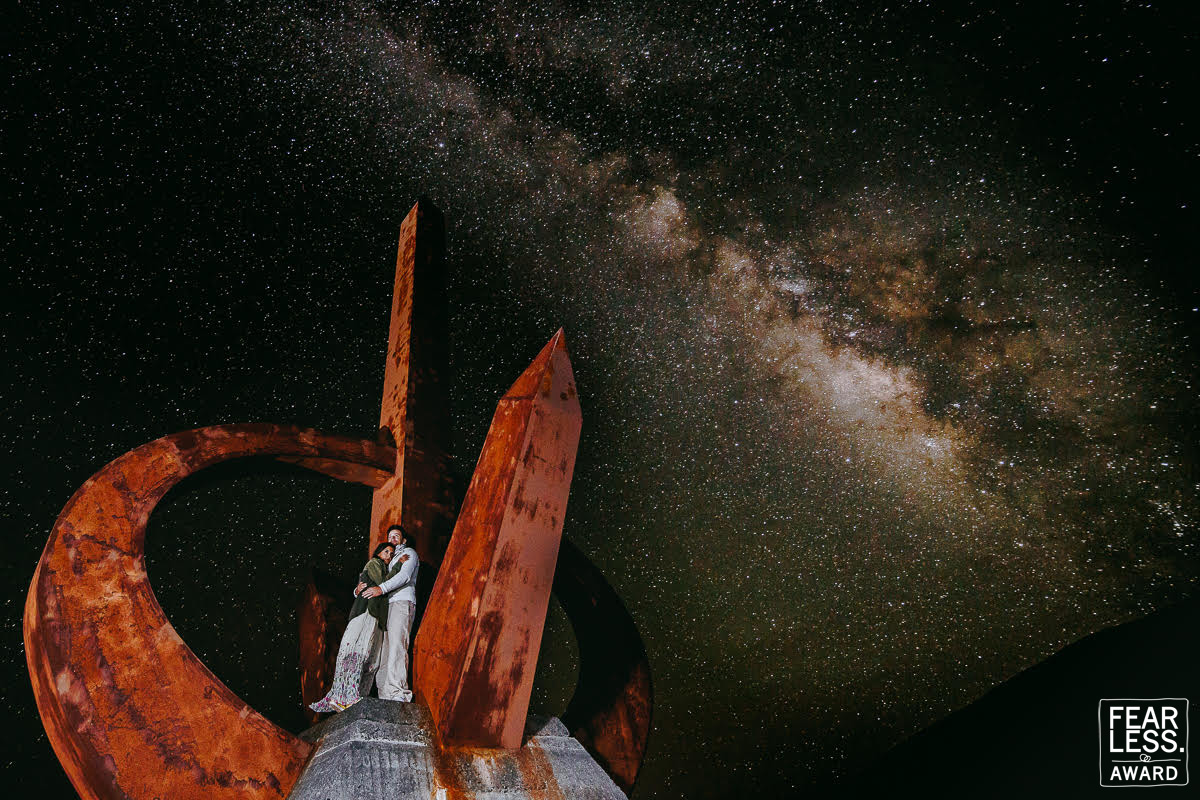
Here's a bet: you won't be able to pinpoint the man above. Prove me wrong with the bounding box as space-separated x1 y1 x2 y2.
359 524 419 702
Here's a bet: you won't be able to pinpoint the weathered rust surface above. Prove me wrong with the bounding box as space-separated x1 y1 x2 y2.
298 579 333 728
369 198 456 562
555 539 653 795
277 456 392 488
24 424 396 800
297 569 353 726
415 330 582 750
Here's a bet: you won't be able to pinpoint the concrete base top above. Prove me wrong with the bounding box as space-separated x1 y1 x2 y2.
288 698 627 799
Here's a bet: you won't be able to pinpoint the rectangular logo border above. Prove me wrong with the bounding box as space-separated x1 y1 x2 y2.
1099 697 1190 788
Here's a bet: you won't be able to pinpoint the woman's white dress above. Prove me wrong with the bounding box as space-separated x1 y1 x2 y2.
308 611 383 712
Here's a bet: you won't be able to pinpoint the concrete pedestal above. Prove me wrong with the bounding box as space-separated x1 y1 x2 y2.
288 698 627 799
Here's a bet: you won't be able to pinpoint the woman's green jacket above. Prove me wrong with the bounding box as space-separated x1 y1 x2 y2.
347 556 389 631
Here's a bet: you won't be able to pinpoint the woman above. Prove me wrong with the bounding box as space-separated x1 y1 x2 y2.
309 542 399 712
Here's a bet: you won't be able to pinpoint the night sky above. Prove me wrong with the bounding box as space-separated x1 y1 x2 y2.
4 1 1198 797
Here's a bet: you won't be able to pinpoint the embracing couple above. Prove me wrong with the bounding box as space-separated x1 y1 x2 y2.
309 524 419 713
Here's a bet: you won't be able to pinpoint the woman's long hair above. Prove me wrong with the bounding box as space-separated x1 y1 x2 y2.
372 541 394 560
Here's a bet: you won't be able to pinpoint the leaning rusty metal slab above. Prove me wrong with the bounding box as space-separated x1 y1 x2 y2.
415 330 582 749
24 424 395 800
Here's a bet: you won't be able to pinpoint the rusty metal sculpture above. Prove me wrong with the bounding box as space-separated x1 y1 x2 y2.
25 200 651 800
24 426 394 800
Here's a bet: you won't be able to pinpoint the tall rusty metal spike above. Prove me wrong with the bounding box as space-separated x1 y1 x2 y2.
369 198 455 561
297 199 454 719
414 329 582 749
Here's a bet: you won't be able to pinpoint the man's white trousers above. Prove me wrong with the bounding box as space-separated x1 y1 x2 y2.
376 600 415 702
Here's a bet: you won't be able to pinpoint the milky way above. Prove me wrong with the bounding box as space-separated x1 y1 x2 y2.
6 1 1197 796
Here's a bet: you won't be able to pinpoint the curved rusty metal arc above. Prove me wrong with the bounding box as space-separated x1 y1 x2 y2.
24 424 396 800
554 539 653 795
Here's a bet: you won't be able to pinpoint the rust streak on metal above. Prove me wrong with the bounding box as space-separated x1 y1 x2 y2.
369 199 455 563
415 330 581 750
24 424 396 800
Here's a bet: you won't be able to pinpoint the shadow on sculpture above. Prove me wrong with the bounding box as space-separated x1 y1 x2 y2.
25 200 652 800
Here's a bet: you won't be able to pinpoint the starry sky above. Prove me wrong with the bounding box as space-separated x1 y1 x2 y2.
4 1 1198 797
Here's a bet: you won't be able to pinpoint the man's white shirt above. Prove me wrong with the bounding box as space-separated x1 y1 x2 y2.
377 546 419 604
